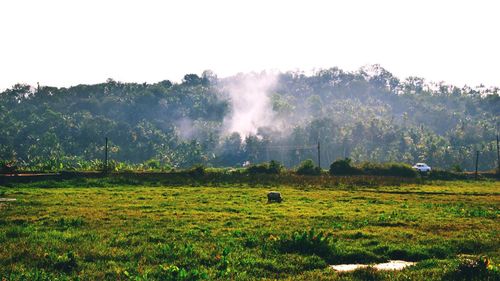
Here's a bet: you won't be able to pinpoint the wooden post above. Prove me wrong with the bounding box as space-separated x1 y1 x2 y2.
475 150 479 179
317 141 321 169
105 137 108 173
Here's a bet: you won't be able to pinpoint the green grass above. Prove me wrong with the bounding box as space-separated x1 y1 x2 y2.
0 180 498 280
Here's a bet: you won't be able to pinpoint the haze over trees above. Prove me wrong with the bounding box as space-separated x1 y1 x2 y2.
0 65 498 171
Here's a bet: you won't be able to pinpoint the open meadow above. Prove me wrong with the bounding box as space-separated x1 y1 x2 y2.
0 179 499 280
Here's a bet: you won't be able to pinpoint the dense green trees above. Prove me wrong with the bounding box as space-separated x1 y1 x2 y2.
0 67 498 171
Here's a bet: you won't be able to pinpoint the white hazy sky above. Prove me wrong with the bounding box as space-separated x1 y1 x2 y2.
1 0 499 90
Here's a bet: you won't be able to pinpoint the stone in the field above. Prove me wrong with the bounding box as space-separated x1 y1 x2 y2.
267 191 282 203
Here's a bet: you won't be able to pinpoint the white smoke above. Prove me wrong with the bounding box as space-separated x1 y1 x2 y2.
222 72 279 138
175 118 196 139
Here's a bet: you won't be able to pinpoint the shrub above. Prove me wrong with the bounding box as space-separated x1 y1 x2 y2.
329 158 362 175
451 164 463 173
246 164 267 174
296 159 321 175
188 164 205 177
0 160 17 174
361 162 417 178
428 169 467 180
246 160 283 174
385 163 418 178
144 159 171 171
268 160 284 174
145 159 161 170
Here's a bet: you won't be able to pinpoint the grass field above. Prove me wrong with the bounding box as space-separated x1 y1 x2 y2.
0 179 499 280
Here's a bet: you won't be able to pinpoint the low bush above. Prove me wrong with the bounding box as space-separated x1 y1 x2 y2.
187 165 205 177
296 159 321 176
329 158 362 175
361 162 417 178
246 160 283 174
451 164 463 173
428 169 467 180
328 160 417 178
144 159 171 171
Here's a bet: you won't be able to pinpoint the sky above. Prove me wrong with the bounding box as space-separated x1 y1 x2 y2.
1 0 499 90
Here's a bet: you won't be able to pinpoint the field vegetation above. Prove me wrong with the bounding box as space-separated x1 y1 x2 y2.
0 179 498 280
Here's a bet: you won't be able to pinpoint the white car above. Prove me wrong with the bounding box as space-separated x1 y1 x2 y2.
413 163 431 172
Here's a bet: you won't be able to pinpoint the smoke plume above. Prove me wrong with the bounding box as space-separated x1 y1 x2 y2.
222 72 279 138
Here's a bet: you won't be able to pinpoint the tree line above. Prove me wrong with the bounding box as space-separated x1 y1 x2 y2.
0 65 498 171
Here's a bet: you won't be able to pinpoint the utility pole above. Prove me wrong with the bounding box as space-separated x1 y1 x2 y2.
496 134 500 173
266 144 270 162
317 141 321 169
475 150 479 179
104 137 108 173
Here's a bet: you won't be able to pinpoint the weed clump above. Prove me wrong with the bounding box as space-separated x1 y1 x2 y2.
5 226 31 238
56 217 85 228
350 267 384 281
277 229 334 261
43 251 79 273
445 256 499 281
157 264 208 281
